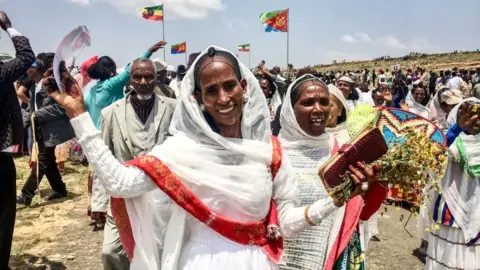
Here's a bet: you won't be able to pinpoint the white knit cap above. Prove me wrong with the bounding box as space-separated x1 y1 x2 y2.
152 58 168 72
338 76 354 83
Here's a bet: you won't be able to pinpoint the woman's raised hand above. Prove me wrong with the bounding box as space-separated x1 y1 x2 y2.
457 102 479 134
43 61 87 119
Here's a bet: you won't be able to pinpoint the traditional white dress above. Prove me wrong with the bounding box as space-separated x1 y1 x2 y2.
425 98 480 270
72 46 338 270
278 76 384 270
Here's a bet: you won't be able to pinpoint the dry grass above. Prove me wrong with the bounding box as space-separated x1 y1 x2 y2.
11 156 102 270
11 157 425 270
313 51 480 73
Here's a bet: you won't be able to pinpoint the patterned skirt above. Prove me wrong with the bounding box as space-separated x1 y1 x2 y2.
334 230 366 270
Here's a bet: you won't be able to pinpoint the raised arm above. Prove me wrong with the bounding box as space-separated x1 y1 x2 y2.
71 112 156 198
0 11 35 86
42 62 156 198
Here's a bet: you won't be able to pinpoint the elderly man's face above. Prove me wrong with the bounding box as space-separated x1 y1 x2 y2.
130 61 156 96
157 70 167 84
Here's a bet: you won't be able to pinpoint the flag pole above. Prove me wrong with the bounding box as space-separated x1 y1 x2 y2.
185 49 187 66
249 46 251 70
162 6 166 60
286 8 289 69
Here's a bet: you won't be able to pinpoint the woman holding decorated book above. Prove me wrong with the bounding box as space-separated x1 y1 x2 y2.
278 74 387 270
44 47 378 270
425 98 480 270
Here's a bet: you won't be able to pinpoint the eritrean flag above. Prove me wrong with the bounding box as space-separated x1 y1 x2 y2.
171 42 187 54
259 9 289 32
238 44 250 52
141 5 164 21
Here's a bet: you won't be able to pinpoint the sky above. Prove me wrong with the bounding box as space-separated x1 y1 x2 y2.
0 0 479 69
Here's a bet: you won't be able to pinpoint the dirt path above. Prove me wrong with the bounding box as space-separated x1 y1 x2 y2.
11 157 426 270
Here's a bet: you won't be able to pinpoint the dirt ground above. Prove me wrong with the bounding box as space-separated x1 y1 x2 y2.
11 156 426 270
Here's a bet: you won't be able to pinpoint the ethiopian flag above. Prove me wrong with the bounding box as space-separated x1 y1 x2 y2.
141 5 164 21
259 9 289 32
238 44 250 52
171 42 187 54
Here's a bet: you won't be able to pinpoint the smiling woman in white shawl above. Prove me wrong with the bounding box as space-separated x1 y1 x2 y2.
326 84 350 145
42 46 381 270
278 74 387 270
425 97 480 270
405 86 430 118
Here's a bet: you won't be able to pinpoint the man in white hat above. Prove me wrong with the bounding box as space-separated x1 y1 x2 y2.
153 59 176 98
440 89 463 115
337 76 372 109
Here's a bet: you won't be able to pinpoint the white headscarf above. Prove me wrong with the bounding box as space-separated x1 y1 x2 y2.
326 84 351 145
440 97 480 243
427 86 450 129
278 75 340 269
406 89 430 118
279 74 331 148
124 46 297 269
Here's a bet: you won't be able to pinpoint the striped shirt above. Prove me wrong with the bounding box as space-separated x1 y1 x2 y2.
130 94 155 124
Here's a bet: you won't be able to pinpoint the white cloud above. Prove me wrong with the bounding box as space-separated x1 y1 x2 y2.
354 32 372 42
226 21 234 32
341 35 357 43
376 35 407 50
408 38 436 52
69 0 90 4
67 0 226 20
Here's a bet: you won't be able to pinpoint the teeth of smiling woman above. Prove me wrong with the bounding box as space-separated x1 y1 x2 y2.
219 106 234 114
311 118 324 123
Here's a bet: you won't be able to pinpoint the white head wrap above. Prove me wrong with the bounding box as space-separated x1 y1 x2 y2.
279 74 331 147
440 97 480 243
326 84 351 145
405 88 430 118
427 86 450 129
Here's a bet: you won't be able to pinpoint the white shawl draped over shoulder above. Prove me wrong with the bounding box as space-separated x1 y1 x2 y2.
278 75 344 270
440 98 480 243
406 90 430 118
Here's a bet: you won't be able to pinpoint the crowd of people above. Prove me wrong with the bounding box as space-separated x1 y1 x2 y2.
1 9 479 270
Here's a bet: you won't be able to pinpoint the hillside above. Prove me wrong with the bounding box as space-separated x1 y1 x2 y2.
313 51 480 73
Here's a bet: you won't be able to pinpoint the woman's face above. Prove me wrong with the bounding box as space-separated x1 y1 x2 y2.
373 92 385 107
413 88 425 103
198 61 245 128
326 95 342 128
259 78 271 98
337 81 351 98
293 83 331 136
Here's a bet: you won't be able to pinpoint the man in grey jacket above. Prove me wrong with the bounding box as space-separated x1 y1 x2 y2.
94 58 175 270
17 53 75 206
